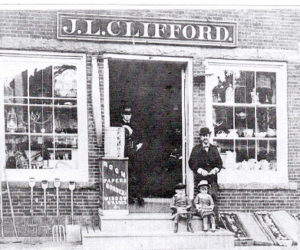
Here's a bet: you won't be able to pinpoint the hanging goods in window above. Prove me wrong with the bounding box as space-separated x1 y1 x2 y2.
7 108 17 132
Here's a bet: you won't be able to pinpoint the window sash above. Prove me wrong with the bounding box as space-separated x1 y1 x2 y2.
205 59 287 184
0 51 88 182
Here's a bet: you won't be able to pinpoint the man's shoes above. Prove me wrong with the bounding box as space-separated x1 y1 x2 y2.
137 197 145 206
173 223 178 233
128 197 135 204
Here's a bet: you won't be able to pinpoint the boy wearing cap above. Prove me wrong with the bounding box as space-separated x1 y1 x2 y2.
188 127 223 226
194 180 216 232
170 183 194 233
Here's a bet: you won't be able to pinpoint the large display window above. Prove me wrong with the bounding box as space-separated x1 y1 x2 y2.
205 59 287 184
0 51 88 181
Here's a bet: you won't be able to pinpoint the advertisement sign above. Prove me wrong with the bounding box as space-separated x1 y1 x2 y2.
101 158 128 211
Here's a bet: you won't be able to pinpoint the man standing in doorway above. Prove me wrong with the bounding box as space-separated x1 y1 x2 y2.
119 105 144 206
188 127 223 226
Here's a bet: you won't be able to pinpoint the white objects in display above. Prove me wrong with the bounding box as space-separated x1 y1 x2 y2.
223 151 236 170
227 129 239 138
243 129 254 138
222 153 276 171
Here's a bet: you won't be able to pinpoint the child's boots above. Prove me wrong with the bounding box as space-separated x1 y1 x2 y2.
174 223 178 233
187 222 194 233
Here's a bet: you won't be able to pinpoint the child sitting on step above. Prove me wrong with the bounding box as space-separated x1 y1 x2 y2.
170 183 194 233
194 180 216 232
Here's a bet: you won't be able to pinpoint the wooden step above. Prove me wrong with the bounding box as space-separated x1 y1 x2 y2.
101 213 205 233
82 226 234 250
82 213 235 249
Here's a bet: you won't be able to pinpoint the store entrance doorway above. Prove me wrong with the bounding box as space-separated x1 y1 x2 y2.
109 59 184 198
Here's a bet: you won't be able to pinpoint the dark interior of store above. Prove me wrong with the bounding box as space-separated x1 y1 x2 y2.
109 60 183 197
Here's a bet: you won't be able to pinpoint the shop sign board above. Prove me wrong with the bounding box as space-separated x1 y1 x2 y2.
101 158 128 211
57 13 237 47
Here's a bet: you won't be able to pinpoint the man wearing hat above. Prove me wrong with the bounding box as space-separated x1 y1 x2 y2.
118 105 144 205
188 127 223 226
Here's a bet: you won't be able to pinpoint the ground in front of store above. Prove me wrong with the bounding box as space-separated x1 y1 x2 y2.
0 239 299 250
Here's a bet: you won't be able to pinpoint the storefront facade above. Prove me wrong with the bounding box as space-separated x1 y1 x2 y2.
0 8 299 222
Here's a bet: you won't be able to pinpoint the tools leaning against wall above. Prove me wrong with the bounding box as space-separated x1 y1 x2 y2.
0 167 18 239
52 178 66 242
66 181 82 242
41 180 48 216
28 178 38 236
69 181 75 225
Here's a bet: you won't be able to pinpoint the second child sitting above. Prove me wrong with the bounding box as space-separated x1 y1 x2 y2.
170 183 194 233
194 180 216 232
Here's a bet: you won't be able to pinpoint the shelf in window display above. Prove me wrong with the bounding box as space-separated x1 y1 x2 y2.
213 137 276 140
48 147 77 150
4 96 77 100
212 102 276 107
4 103 77 108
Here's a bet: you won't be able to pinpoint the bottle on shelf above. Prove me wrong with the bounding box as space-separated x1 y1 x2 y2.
225 83 234 103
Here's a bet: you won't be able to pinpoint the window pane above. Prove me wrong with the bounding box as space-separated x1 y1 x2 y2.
5 135 29 169
256 72 276 104
4 70 28 97
54 65 77 98
234 71 254 104
5 105 29 133
212 70 233 103
29 106 53 133
54 107 77 134
213 106 233 137
29 66 52 97
30 136 54 169
235 107 255 138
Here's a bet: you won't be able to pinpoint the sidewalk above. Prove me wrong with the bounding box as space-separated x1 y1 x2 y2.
0 241 299 250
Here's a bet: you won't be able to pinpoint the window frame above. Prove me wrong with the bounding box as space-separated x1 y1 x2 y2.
204 59 288 184
0 50 88 182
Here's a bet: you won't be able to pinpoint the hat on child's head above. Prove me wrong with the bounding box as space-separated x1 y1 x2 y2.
197 180 210 188
175 183 186 190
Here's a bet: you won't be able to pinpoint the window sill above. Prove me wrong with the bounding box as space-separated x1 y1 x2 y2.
219 182 298 190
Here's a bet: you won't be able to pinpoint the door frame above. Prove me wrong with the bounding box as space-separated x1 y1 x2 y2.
102 53 194 198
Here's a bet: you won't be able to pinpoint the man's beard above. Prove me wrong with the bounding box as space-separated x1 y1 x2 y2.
203 138 209 145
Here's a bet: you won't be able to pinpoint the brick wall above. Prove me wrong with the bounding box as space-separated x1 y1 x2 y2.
0 9 299 217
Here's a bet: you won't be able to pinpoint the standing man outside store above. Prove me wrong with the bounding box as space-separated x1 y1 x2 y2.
119 105 144 205
188 127 223 226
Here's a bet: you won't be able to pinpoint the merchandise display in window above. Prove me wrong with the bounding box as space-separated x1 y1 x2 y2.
3 64 79 169
211 70 277 172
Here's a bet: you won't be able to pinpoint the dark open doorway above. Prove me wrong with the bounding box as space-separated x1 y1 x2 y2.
109 60 183 198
